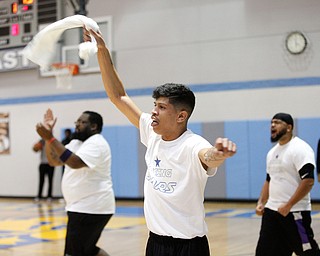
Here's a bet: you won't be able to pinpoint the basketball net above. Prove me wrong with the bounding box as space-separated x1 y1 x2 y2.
51 63 79 90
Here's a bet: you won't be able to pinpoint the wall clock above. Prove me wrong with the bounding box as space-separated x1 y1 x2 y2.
285 31 308 55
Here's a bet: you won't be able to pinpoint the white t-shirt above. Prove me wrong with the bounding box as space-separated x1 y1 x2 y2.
62 134 115 214
265 136 315 212
140 113 214 239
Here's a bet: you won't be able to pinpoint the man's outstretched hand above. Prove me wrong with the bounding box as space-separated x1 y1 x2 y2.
36 108 57 140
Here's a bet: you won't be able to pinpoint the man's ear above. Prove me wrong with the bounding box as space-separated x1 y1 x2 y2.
177 111 188 123
91 123 98 132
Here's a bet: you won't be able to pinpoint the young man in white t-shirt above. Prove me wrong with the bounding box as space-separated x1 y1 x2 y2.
255 113 320 256
36 109 114 256
83 28 237 256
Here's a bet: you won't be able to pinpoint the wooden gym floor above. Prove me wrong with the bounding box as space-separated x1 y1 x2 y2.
0 198 319 256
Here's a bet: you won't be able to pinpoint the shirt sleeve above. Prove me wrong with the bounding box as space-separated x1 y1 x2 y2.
293 140 315 173
139 113 152 147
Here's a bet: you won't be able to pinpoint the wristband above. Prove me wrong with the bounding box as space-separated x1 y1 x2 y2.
59 149 72 162
48 137 56 144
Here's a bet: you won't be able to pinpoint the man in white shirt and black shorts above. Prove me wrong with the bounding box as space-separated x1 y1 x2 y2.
255 113 320 256
36 109 114 256
83 28 237 256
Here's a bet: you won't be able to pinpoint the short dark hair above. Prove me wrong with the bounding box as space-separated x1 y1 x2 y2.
83 111 103 133
152 83 195 117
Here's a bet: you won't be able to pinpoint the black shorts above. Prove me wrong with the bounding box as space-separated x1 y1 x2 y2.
146 231 210 256
64 211 112 256
256 208 320 256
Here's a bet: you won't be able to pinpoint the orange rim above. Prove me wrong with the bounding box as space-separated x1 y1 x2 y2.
51 63 79 75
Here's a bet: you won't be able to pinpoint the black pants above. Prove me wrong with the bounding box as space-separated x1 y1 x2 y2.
37 163 54 198
64 211 112 256
146 231 210 256
256 208 320 256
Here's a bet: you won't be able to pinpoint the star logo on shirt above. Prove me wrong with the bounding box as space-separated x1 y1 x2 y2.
154 157 161 167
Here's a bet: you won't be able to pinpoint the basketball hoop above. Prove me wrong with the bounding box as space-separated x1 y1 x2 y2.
51 63 79 90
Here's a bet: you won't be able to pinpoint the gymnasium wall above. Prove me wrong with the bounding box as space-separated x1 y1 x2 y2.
0 0 320 200
103 115 320 200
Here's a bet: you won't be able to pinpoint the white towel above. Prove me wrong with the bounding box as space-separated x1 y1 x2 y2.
23 15 100 70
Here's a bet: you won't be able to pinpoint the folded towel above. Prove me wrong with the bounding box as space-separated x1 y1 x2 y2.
23 15 100 70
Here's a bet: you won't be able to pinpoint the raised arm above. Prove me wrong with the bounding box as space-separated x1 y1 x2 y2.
83 28 142 128
36 109 87 169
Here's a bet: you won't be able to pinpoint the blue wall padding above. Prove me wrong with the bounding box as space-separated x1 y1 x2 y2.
102 126 139 198
188 122 202 135
225 121 251 199
247 120 272 199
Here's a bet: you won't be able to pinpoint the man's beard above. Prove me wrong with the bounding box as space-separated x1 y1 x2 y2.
72 130 91 142
270 129 286 143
